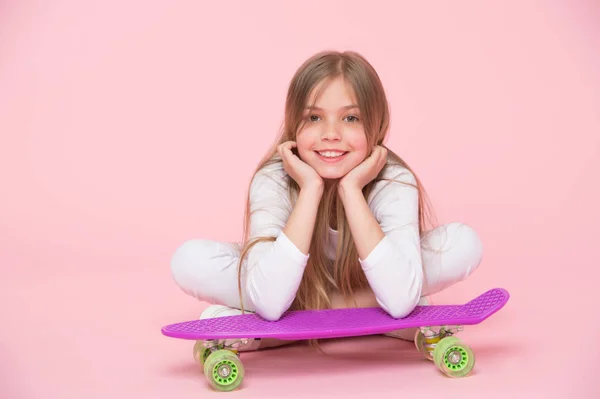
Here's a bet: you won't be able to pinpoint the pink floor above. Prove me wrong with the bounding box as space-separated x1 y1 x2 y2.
2 265 597 399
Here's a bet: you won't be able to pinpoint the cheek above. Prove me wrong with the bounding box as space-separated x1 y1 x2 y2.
295 133 314 159
347 134 369 157
354 141 368 156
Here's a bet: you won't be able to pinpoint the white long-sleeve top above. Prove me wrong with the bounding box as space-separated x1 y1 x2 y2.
244 160 424 321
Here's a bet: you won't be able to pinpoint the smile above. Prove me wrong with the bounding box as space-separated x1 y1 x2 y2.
315 150 348 163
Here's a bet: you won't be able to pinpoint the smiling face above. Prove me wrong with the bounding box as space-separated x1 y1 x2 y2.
295 76 369 180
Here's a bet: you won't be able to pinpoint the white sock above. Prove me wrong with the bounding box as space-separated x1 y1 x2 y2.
200 304 246 319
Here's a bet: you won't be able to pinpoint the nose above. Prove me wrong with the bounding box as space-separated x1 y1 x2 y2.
321 122 341 141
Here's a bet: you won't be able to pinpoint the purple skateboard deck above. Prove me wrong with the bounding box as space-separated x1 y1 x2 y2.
162 288 509 341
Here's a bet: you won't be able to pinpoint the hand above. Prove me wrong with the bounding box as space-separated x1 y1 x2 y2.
277 141 323 190
339 145 388 192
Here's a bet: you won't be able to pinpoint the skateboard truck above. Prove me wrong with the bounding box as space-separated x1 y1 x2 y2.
196 338 252 359
202 338 250 350
415 325 463 361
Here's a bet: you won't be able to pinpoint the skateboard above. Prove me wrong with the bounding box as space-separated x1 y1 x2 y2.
162 287 509 391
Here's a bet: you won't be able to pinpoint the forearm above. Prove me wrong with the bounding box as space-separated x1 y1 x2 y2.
339 182 422 318
245 233 309 320
246 183 323 320
282 183 324 255
338 183 385 260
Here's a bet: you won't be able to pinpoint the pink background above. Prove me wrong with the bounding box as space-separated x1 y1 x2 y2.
1 1 599 398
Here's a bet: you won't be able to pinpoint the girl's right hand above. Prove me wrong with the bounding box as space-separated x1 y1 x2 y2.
277 141 323 190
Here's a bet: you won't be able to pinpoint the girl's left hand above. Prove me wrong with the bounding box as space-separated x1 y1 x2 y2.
339 145 388 191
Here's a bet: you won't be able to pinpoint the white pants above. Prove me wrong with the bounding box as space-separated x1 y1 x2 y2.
170 222 482 346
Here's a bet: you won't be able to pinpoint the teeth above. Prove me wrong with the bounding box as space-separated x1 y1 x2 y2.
318 151 345 158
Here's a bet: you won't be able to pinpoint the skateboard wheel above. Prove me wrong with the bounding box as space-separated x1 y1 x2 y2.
193 340 211 369
414 330 434 361
203 349 245 391
433 337 475 378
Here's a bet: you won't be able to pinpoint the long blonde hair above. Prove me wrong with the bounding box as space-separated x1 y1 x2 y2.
237 50 435 316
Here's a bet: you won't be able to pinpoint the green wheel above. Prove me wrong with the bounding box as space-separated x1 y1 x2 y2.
203 349 245 391
433 336 458 369
193 340 211 369
414 330 434 361
433 337 475 378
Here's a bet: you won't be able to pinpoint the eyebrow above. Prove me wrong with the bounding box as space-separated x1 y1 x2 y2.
304 104 360 111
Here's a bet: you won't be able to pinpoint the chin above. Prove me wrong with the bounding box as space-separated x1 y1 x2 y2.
314 166 353 180
318 172 345 180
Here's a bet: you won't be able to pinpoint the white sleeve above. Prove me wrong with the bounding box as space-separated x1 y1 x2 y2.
243 162 309 321
358 165 424 318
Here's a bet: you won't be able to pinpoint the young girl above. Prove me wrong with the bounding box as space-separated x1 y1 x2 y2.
170 50 483 351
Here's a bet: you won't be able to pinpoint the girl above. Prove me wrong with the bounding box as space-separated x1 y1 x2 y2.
170 50 483 351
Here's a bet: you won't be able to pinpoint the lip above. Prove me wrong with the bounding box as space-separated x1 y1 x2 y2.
314 150 348 164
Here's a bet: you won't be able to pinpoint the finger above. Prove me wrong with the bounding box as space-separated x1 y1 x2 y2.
369 146 380 162
284 142 300 159
379 146 387 161
379 148 388 168
281 144 293 159
282 141 296 149
372 147 384 167
279 142 293 156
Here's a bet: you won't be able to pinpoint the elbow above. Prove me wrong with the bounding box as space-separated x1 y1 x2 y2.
257 307 286 321
385 297 420 319
251 300 289 321
245 250 303 322
384 267 423 319
247 281 291 321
